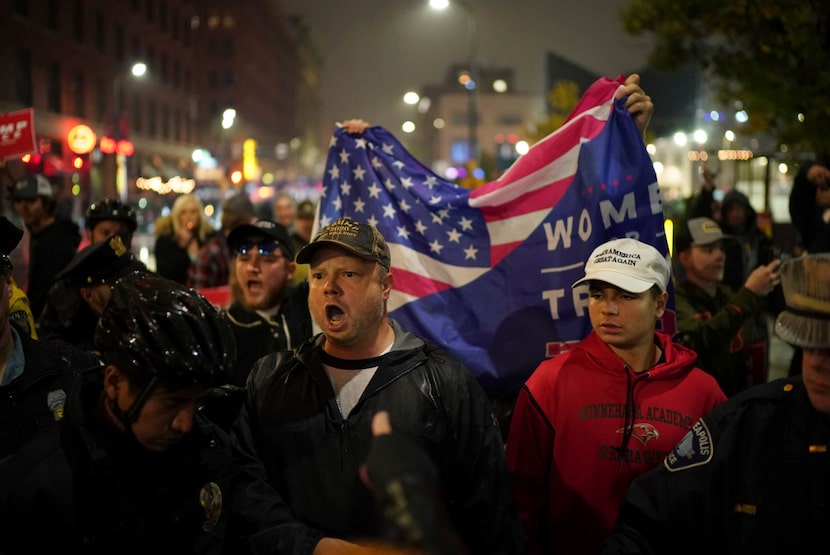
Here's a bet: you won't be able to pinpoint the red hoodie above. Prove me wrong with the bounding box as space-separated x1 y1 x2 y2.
506 331 726 555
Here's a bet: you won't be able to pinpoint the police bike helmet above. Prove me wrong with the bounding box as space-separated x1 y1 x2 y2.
85 198 138 233
95 272 236 423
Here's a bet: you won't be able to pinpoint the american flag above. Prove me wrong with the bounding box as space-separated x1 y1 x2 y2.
316 76 674 397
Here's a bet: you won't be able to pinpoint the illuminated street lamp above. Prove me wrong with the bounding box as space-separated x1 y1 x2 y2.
429 0 479 163
110 61 147 202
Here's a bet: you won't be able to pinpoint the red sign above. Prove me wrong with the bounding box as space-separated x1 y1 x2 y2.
0 108 37 159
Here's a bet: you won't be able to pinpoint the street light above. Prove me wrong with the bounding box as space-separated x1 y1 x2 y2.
111 62 147 203
429 0 479 163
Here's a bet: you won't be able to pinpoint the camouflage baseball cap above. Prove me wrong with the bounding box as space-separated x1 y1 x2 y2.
296 218 391 270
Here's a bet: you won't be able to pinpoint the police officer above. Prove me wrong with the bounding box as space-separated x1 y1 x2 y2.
84 197 140 246
0 272 374 554
0 217 101 460
38 233 147 351
601 253 830 554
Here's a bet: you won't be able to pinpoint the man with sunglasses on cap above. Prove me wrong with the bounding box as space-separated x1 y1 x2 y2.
224 219 312 386
506 237 726 555
231 217 523 554
601 252 830 554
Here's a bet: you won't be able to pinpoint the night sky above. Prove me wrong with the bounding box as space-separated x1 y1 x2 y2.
280 0 653 132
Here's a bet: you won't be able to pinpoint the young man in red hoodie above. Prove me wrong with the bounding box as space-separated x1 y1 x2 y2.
506 237 726 555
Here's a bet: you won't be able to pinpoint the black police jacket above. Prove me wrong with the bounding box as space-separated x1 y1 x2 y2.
233 319 525 555
0 368 303 554
0 329 100 459
602 377 830 554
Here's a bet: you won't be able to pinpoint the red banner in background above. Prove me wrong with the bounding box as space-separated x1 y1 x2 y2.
0 108 37 159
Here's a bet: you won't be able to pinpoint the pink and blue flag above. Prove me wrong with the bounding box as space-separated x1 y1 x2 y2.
316 75 674 397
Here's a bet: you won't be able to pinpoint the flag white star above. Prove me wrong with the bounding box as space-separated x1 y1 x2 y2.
415 220 428 235
382 143 394 154
340 181 352 196
459 216 474 231
399 199 412 213
382 204 397 219
327 165 340 180
332 197 343 211
464 245 478 260
352 166 366 181
384 178 396 191
423 175 438 188
367 214 379 227
355 138 367 149
396 225 411 240
429 239 444 254
339 149 350 164
446 228 461 243
400 176 413 189
371 156 383 169
353 198 366 213
428 195 442 205
431 212 443 224
367 182 382 198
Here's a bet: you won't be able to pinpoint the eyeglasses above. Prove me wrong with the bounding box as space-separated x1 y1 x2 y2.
235 241 285 263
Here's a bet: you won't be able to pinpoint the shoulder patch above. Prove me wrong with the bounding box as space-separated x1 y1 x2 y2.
664 419 714 471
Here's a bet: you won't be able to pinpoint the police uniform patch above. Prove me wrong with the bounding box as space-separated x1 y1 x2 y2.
200 481 223 532
664 418 714 471
46 389 66 421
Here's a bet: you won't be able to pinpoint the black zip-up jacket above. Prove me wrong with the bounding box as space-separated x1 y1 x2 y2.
233 319 525 555
601 377 830 554
0 368 305 554
225 282 311 386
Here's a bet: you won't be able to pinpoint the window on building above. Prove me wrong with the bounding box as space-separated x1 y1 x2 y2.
131 35 140 58
148 100 157 137
132 97 143 134
162 105 170 139
224 71 235 91
450 140 471 164
72 1 85 43
114 25 124 62
13 0 28 17
145 0 155 23
174 108 182 141
497 113 522 125
94 77 107 121
172 10 180 40
451 110 468 126
94 10 105 53
72 70 85 117
47 62 61 113
159 2 168 33
15 49 32 106
46 0 59 30
161 54 168 84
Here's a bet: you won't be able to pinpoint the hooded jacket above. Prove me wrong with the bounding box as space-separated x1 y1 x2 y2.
232 319 524 555
506 331 726 555
719 190 776 292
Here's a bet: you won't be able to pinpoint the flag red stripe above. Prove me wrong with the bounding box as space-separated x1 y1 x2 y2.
391 267 452 298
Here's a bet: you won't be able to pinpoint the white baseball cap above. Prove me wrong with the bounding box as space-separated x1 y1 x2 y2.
572 238 671 293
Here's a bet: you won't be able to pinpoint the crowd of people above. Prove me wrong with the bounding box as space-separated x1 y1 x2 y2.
1 74 829 554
